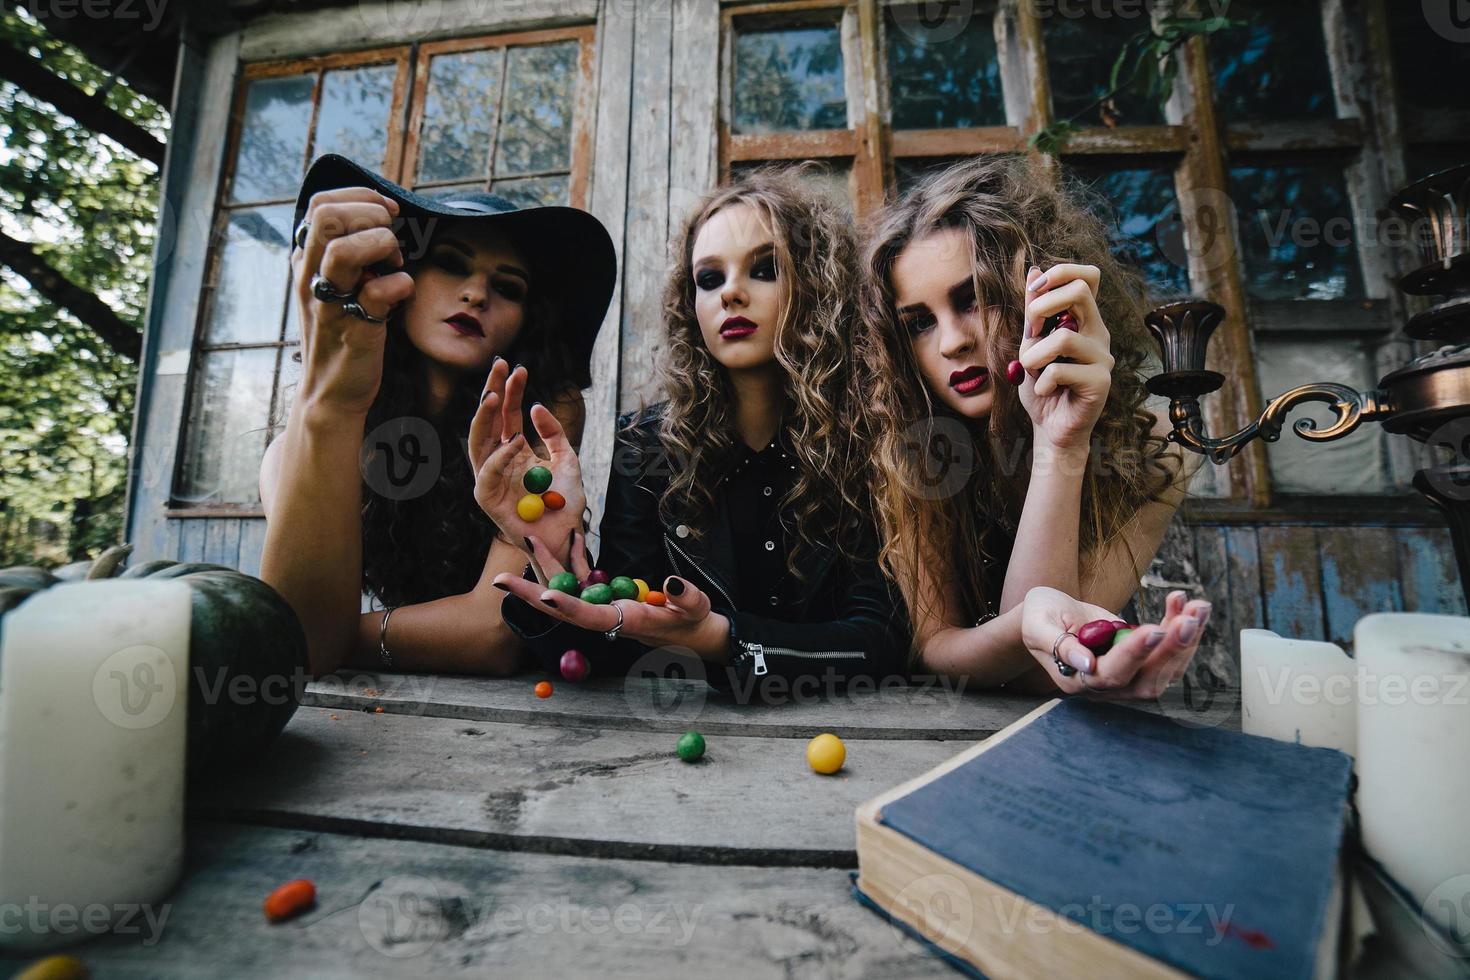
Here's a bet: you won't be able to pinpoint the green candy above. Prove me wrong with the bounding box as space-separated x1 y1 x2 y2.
1110 628 1136 650
579 583 613 605
609 576 639 601
548 572 580 594
676 731 705 763
523 466 554 494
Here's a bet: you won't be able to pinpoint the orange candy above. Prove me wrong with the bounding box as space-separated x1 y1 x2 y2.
264 879 317 922
542 490 567 510
644 590 667 606
535 681 554 698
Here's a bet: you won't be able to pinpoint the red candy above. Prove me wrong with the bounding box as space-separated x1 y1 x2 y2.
1076 619 1118 652
1005 360 1025 386
560 649 590 683
1056 312 1080 332
585 570 611 586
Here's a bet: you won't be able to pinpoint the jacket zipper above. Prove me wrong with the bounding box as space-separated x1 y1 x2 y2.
663 534 738 611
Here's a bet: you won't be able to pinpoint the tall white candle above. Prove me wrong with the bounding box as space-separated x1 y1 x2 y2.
1240 628 1358 756
0 581 190 951
1354 612 1470 936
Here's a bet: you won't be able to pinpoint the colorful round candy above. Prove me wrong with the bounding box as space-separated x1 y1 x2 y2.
632 578 650 602
1077 619 1118 652
676 731 705 763
548 571 580 594
560 649 590 683
1005 360 1025 386
516 493 545 522
806 733 845 775
1111 628 1136 650
580 583 613 605
523 466 553 494
534 681 553 699
609 576 639 601
542 490 567 511
585 569 611 586
644 590 667 607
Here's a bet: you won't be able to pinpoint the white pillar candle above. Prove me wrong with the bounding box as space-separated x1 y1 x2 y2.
1240 628 1358 756
0 581 190 951
1354 612 1470 935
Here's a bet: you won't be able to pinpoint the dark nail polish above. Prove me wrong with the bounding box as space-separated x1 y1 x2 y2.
523 537 534 553
666 578 686 596
491 582 510 592
533 401 543 409
543 597 559 609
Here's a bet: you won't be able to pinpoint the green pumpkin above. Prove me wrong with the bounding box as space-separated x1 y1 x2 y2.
0 544 309 778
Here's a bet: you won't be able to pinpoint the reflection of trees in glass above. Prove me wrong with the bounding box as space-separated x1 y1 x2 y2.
491 175 568 208
1046 13 1163 126
733 27 847 133
1210 0 1333 122
232 75 313 203
179 348 275 504
496 43 577 175
315 65 397 169
887 10 1003 130
1230 164 1362 301
419 50 504 183
1068 164 1188 296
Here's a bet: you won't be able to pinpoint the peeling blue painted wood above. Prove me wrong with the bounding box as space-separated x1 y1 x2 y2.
1258 527 1326 641
1318 527 1403 650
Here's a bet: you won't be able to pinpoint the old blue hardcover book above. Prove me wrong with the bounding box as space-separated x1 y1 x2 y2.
871 698 1353 980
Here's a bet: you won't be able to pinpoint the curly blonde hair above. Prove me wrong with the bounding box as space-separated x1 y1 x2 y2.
855 156 1178 631
644 165 867 580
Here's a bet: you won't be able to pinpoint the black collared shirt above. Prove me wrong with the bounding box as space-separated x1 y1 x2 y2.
722 436 799 616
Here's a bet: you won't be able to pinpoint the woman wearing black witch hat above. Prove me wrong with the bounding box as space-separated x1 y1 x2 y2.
259 154 616 678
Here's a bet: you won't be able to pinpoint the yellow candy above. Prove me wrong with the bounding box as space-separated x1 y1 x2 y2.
632 578 650 602
806 733 845 775
516 493 546 522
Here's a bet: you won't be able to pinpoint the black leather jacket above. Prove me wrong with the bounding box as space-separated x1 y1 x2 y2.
501 406 911 693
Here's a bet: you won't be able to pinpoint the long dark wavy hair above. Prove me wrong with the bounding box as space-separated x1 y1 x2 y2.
856 156 1179 634
640 165 868 581
283 214 590 609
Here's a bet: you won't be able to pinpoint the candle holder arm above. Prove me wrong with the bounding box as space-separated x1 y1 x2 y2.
1159 384 1395 464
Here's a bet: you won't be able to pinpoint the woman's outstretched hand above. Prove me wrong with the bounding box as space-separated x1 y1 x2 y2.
492 531 730 656
1020 586 1209 700
291 186 414 417
470 360 587 570
1015 263 1114 454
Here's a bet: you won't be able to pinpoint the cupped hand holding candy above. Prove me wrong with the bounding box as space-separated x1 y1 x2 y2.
492 530 732 655
1013 263 1115 453
470 359 587 570
1020 585 1210 700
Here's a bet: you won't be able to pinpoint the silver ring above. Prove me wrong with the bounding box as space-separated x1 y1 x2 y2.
293 219 310 251
1052 629 1078 678
310 273 357 303
340 300 387 324
604 601 625 642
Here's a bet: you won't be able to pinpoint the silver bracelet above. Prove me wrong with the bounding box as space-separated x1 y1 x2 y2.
378 606 397 669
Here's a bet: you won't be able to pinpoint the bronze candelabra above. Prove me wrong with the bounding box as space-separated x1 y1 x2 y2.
1146 162 1470 608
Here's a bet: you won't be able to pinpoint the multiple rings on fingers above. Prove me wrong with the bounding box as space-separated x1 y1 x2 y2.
293 219 311 251
1052 629 1079 678
604 602 625 642
311 273 357 303
340 300 387 324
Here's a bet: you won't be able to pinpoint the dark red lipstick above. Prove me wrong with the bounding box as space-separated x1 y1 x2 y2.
446 313 484 337
949 366 989 396
720 316 757 339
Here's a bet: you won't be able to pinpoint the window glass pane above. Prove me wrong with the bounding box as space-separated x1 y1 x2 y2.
732 159 852 213
202 205 293 346
733 26 847 134
894 155 965 196
283 269 302 344
176 348 278 505
491 174 569 208
1046 10 1164 126
1230 163 1362 301
231 74 314 203
1388 3 1470 114
495 42 579 177
417 49 504 184
271 346 301 440
1065 162 1189 296
886 6 1004 129
1209 0 1335 123
314 63 398 171
1254 337 1389 493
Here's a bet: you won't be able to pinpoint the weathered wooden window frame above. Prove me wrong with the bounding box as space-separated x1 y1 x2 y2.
716 0 1447 514
168 26 597 519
